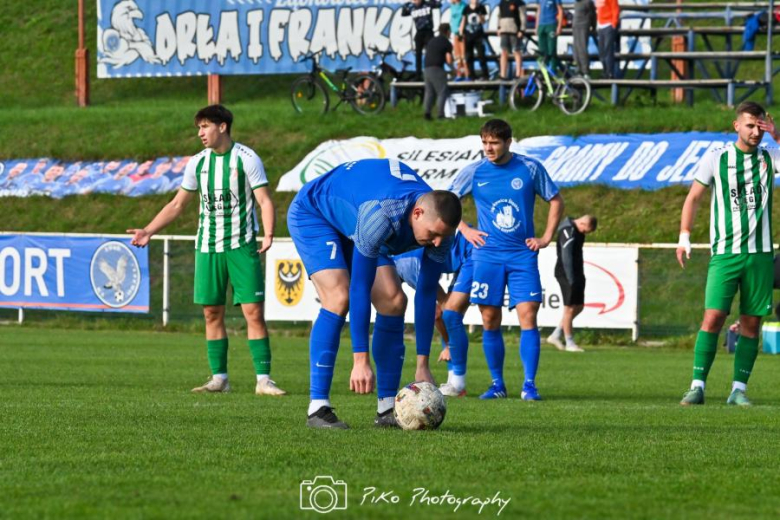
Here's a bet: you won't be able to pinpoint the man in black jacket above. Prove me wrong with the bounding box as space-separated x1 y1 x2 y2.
548 215 597 352
402 0 443 80
423 23 454 120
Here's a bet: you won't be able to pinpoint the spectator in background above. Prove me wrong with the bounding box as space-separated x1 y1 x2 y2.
498 0 527 79
449 0 468 79
596 0 620 78
572 0 596 78
461 0 489 79
536 0 564 70
547 215 598 353
424 23 454 120
402 0 443 80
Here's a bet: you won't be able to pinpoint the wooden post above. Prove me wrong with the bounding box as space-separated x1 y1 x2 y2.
75 0 90 107
208 74 223 105
670 0 687 103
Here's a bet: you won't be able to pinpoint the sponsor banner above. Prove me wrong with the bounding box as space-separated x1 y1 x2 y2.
0 157 190 198
266 239 637 330
0 235 150 313
96 0 649 78
278 133 780 192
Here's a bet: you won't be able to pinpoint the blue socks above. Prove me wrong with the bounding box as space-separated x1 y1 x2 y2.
520 328 541 383
372 314 406 399
309 309 346 400
443 310 468 376
482 328 505 386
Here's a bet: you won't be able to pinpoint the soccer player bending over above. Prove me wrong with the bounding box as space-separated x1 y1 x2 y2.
450 119 564 400
392 231 474 396
128 105 286 397
678 101 780 407
288 158 461 429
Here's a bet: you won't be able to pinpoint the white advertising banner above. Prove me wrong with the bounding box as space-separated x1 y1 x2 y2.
266 239 638 334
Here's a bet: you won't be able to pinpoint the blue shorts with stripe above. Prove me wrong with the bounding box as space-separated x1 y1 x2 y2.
470 256 542 308
288 199 392 276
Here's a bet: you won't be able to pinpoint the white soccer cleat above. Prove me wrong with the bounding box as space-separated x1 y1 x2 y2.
565 343 584 353
255 378 287 396
547 335 566 351
191 377 231 393
439 382 466 397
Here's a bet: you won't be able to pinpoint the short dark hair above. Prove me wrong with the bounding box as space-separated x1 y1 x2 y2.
426 190 462 228
583 215 598 232
195 104 234 134
439 23 451 36
736 101 766 119
480 119 512 141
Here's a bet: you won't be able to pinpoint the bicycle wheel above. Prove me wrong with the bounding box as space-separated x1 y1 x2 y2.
557 77 591 116
509 76 544 111
349 74 385 115
290 76 329 114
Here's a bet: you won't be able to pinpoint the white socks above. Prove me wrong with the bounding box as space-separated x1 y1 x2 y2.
691 380 705 390
551 326 562 339
732 381 747 392
256 374 269 383
450 374 466 391
213 373 228 382
308 399 330 415
377 397 395 414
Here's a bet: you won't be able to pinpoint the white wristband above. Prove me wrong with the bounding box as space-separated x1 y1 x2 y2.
678 232 691 253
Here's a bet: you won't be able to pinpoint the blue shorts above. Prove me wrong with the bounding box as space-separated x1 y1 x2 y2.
449 256 474 294
470 257 542 308
288 198 393 276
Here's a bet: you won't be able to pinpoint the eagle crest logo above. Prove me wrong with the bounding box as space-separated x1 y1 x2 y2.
275 260 304 307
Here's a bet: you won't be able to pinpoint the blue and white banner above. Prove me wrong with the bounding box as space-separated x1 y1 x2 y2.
0 235 150 313
0 157 190 198
278 132 780 191
96 0 649 78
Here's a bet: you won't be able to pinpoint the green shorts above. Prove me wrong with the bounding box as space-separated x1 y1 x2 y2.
704 252 773 316
194 242 265 306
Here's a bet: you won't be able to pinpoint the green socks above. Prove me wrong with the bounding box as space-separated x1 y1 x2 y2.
207 338 229 375
249 337 271 376
733 335 759 384
692 330 719 382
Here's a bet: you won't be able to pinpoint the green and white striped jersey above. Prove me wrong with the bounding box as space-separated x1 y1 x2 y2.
694 142 779 255
181 142 268 253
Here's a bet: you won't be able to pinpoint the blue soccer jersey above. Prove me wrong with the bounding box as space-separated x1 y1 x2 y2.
392 231 472 288
288 158 452 355
449 153 559 264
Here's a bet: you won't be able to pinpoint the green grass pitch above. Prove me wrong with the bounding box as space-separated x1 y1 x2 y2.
3 327 780 519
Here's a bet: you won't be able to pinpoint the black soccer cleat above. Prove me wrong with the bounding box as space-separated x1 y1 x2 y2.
374 408 399 429
306 406 350 429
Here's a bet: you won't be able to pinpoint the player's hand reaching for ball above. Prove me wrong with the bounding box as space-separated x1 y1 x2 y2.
350 354 375 394
127 228 151 247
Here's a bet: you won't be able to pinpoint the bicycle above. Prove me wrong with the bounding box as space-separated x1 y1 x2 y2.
509 58 591 115
290 52 385 115
367 47 421 104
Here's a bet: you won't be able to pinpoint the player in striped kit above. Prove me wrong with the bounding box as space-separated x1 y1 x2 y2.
678 101 780 407
128 105 286 396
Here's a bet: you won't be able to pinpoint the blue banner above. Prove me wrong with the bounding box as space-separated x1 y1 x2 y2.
0 236 150 313
0 157 189 198
97 0 650 78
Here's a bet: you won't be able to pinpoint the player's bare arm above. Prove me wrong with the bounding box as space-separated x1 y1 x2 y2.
676 181 707 269
253 186 275 254
756 113 780 142
128 188 195 247
526 193 564 251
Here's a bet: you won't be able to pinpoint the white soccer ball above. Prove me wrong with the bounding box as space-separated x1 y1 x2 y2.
394 381 447 431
